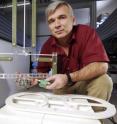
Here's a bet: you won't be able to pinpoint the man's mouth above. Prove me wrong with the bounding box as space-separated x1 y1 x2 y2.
55 30 64 34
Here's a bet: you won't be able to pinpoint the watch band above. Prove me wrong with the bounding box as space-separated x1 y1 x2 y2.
66 72 73 86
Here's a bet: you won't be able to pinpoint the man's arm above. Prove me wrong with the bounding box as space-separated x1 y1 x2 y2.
70 62 108 82
46 62 108 90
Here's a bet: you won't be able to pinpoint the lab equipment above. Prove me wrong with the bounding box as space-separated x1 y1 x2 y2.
0 92 116 124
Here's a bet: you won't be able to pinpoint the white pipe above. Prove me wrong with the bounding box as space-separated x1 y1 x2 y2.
0 52 53 56
0 2 30 9
23 0 26 49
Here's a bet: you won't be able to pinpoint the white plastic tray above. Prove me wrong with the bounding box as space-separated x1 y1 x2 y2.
5 92 116 120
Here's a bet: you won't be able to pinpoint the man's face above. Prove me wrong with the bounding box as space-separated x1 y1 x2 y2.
47 5 74 40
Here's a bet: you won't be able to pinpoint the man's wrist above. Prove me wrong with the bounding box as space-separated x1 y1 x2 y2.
66 72 73 86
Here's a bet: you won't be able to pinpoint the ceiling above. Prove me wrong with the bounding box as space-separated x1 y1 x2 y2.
0 0 102 8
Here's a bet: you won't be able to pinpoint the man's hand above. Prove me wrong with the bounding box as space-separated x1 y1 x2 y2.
45 74 68 90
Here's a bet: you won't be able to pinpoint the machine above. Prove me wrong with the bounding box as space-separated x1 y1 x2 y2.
0 92 116 124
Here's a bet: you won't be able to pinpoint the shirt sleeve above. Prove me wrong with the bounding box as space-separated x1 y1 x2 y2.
81 27 109 67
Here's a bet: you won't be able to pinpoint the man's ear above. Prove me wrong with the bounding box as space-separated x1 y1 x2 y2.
73 16 77 25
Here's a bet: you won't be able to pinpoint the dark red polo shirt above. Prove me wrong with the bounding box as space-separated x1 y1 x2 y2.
37 24 109 74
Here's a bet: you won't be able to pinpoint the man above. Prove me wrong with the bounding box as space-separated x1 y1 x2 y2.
36 0 113 101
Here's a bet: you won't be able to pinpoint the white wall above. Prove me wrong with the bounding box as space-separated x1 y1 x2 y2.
37 13 50 35
0 39 30 107
74 8 90 25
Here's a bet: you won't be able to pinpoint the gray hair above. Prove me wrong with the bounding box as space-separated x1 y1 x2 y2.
45 0 74 19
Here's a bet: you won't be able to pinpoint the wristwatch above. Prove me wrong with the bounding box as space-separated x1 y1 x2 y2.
66 72 73 86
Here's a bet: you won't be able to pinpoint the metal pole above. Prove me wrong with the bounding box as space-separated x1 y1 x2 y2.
12 0 17 46
32 0 37 47
52 52 57 74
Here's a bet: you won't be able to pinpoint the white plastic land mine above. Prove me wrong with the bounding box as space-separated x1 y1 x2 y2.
0 92 116 124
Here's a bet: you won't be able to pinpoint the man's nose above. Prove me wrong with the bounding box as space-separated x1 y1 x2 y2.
55 19 61 28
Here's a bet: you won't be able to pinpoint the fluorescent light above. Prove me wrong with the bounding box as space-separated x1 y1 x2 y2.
0 2 30 9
